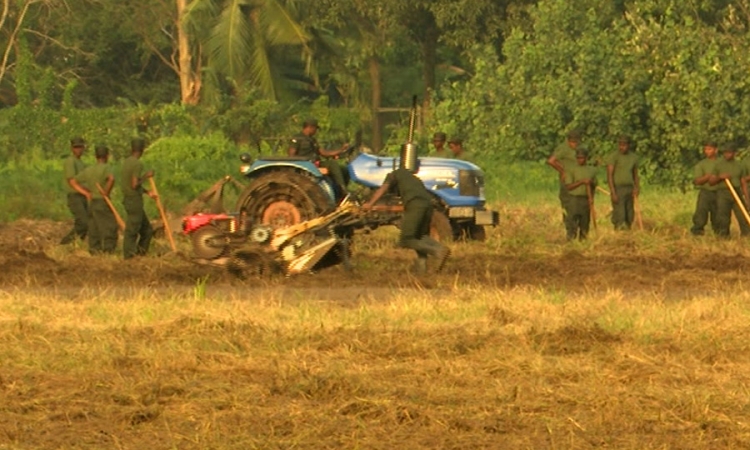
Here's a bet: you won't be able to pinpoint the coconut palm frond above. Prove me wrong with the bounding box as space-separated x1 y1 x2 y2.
207 0 253 82
247 25 276 98
260 0 309 47
183 0 219 36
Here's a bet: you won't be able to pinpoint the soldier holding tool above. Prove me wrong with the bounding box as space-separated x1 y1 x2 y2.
121 138 158 259
72 146 118 254
710 144 750 238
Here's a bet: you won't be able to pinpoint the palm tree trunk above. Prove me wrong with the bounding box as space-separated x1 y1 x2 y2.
369 55 382 153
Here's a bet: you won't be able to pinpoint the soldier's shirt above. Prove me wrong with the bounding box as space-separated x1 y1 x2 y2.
385 168 432 206
290 133 319 160
713 159 746 189
564 165 598 197
552 141 580 174
76 163 113 200
121 155 146 197
451 151 474 163
605 150 638 186
63 155 85 193
694 158 719 191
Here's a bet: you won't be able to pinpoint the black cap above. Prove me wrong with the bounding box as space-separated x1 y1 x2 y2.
448 137 463 145
94 145 109 159
70 136 86 147
433 132 447 142
303 118 319 128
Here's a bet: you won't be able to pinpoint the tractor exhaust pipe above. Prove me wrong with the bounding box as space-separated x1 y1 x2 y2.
401 95 419 172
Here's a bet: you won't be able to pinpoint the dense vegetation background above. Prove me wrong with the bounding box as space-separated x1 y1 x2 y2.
2 0 750 219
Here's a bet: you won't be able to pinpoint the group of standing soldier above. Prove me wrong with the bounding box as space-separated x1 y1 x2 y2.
61 137 158 259
691 141 750 238
547 130 640 240
546 130 750 240
430 132 472 161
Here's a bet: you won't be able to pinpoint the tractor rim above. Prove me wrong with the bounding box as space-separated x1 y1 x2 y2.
262 200 302 228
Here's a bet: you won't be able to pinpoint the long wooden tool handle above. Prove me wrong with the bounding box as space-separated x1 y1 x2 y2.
96 183 125 232
149 177 177 252
586 184 597 230
724 179 750 228
633 192 644 230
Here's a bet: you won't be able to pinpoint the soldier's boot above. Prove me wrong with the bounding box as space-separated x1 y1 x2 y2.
420 237 451 273
433 245 451 273
411 256 427 274
60 231 75 245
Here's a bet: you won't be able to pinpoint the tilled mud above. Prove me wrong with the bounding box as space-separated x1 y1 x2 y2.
0 219 744 298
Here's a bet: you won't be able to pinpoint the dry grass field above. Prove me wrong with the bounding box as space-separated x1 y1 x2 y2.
2 195 750 449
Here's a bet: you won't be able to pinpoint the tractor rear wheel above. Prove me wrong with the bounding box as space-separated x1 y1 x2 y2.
456 223 487 242
429 210 454 242
236 171 332 230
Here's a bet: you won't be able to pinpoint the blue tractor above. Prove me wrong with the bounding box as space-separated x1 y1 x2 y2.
235 150 498 241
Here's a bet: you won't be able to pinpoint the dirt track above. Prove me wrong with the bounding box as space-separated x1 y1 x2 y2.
0 219 745 297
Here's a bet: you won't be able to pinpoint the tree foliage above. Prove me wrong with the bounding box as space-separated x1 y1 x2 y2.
432 0 750 185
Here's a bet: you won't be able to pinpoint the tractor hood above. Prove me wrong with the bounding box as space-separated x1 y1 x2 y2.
348 153 486 207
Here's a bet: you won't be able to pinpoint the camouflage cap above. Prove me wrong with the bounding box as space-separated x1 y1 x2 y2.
303 118 319 128
721 143 737 153
704 140 718 148
618 134 631 144
70 136 86 147
575 149 588 157
432 132 447 142
448 137 463 145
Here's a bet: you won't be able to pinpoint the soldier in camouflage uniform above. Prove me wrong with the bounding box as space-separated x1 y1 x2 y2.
691 141 720 236
362 158 450 274
447 137 474 162
605 135 640 230
710 144 750 238
431 132 448 157
60 137 88 244
72 146 118 254
564 149 598 240
548 130 584 221
121 138 157 259
288 118 349 198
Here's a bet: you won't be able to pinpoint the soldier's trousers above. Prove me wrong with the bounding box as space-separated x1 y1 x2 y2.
691 190 718 236
61 193 88 244
558 184 570 222
123 195 153 259
399 200 433 257
88 199 118 254
320 159 348 198
611 185 634 230
715 189 750 238
565 196 590 240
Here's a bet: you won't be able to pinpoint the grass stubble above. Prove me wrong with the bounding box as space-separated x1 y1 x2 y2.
2 191 750 449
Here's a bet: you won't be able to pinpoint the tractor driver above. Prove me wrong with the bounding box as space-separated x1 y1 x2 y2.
289 118 349 198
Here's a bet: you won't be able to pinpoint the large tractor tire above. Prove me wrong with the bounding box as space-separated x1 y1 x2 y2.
236 171 332 229
455 223 487 242
429 210 454 242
